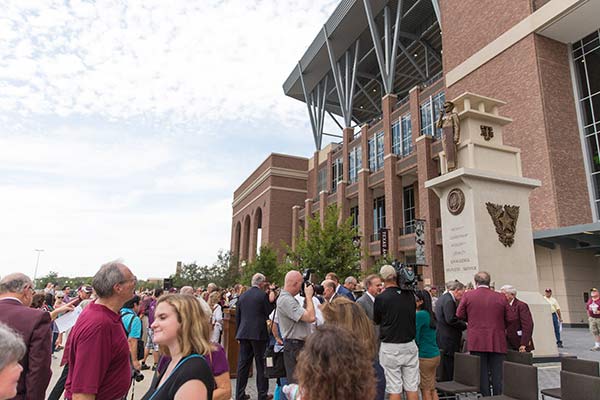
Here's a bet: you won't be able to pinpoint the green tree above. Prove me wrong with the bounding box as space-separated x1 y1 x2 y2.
241 245 285 286
288 204 361 281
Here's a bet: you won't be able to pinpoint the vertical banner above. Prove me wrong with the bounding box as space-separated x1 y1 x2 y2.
380 228 389 258
415 219 426 265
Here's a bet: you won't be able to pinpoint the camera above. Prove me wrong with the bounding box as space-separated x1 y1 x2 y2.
299 268 314 297
132 369 144 382
392 260 420 291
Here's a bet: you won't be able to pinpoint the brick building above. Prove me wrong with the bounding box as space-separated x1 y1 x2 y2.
231 0 600 324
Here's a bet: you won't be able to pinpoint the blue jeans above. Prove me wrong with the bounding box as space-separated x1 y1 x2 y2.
552 312 562 345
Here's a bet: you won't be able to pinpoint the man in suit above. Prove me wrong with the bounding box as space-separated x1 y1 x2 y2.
326 272 355 301
500 285 534 352
457 271 509 397
435 280 467 381
321 280 338 303
357 274 382 321
235 273 276 400
0 273 52 400
343 276 358 300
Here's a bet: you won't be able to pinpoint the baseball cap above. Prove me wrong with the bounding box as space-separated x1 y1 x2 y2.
380 265 396 281
544 288 552 292
591 287 599 292
79 285 93 294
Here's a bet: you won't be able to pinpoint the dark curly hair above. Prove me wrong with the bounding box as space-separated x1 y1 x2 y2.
295 325 376 400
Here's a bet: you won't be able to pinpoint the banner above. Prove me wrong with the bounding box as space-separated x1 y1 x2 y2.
415 219 426 265
380 228 389 257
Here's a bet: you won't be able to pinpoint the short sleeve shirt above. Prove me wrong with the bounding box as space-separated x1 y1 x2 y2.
207 343 229 376
276 290 311 341
587 298 600 318
545 296 560 313
64 302 131 400
120 308 142 339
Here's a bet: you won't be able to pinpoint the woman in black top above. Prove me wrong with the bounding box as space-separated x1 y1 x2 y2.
142 294 215 400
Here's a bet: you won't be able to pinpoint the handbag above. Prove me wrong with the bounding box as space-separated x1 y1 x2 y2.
264 309 286 379
124 311 145 360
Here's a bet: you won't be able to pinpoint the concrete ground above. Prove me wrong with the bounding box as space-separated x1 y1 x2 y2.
47 327 599 399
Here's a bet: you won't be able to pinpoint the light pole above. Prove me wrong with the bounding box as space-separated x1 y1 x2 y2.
33 249 44 283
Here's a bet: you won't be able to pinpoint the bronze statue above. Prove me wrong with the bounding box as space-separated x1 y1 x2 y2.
436 101 460 172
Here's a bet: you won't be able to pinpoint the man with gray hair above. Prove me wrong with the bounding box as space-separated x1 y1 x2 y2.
435 280 467 381
0 322 27 400
63 260 137 400
500 285 534 352
0 273 53 400
235 273 276 400
343 276 358 300
180 285 212 319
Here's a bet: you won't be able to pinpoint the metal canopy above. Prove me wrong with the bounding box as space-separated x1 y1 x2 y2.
533 222 600 251
284 0 442 147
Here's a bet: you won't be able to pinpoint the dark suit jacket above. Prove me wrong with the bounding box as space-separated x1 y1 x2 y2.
235 286 274 341
506 298 534 351
456 287 509 353
0 298 52 400
337 285 355 301
434 292 467 355
356 292 374 320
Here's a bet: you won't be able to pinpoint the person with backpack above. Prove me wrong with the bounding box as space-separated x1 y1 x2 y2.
121 295 144 371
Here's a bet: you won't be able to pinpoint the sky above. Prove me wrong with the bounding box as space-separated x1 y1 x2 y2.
0 0 341 280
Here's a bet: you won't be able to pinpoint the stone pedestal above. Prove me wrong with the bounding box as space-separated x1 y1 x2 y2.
425 93 558 357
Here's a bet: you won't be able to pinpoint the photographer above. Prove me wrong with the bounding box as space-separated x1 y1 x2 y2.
276 270 316 383
373 265 419 400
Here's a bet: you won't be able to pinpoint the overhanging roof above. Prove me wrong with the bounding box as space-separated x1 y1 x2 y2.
534 222 600 250
283 0 442 126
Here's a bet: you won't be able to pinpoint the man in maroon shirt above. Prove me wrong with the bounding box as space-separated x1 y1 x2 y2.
64 260 137 400
457 271 509 397
587 287 600 351
500 285 534 352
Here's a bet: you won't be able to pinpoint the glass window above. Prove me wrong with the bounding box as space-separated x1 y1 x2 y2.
401 114 412 156
373 196 386 240
376 131 384 168
368 132 384 171
350 206 359 229
368 137 376 170
348 146 362 184
420 92 445 138
432 92 446 138
420 100 433 137
317 167 327 194
392 121 401 155
403 185 415 234
331 158 342 193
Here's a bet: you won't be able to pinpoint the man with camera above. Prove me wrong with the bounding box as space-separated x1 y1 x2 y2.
276 270 316 383
374 265 419 400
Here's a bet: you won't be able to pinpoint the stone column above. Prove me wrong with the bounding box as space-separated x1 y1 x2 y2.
338 127 354 224
249 212 258 263
382 94 402 258
291 205 301 251
304 198 313 239
319 190 327 226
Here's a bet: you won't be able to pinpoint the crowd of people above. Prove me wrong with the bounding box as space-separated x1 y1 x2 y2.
0 261 598 400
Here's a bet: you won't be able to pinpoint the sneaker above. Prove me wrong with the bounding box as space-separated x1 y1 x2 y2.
591 346 600 351
152 365 157 371
141 363 150 370
557 343 564 348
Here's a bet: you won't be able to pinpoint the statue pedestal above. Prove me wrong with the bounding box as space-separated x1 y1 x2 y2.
425 93 558 358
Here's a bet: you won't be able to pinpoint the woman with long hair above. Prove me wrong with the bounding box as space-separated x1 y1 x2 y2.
415 290 440 400
142 294 215 400
285 324 376 400
320 297 386 400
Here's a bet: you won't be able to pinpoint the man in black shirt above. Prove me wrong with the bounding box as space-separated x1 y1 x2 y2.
373 265 419 400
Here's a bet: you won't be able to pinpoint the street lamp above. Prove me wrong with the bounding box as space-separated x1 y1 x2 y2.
33 249 44 283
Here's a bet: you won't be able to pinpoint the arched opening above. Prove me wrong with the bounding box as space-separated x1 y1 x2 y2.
254 207 263 257
242 215 251 262
234 221 242 262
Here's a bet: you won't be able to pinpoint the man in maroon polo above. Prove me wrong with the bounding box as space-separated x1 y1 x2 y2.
457 271 509 397
64 260 137 400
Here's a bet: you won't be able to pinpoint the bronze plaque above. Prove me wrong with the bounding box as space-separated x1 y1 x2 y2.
485 202 520 247
447 188 465 215
480 125 494 141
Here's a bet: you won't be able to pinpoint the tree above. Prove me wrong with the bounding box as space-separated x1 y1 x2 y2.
288 204 361 281
241 245 285 286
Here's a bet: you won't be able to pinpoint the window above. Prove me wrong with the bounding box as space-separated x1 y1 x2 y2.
373 196 386 240
420 92 445 138
331 158 343 193
317 167 327 194
368 131 384 171
348 146 362 184
573 29 600 218
350 206 359 229
403 185 416 234
392 113 413 156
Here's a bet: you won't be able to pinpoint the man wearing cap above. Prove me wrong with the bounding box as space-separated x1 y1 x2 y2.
544 288 563 348
586 287 600 351
71 285 93 307
374 265 418 400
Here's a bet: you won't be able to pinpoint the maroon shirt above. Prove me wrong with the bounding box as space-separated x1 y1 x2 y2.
64 302 131 400
505 298 534 351
456 286 509 353
587 297 600 318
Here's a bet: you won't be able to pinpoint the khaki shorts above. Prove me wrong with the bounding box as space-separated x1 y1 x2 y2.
379 341 420 394
589 317 600 336
419 355 441 390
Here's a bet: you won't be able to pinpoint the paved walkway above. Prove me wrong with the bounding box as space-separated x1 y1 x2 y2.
47 327 599 399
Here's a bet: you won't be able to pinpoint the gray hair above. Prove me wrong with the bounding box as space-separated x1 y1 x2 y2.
251 273 266 288
446 280 465 291
0 323 26 371
92 260 126 298
344 276 357 285
207 283 217 292
0 273 32 295
501 285 517 296
180 286 194 295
